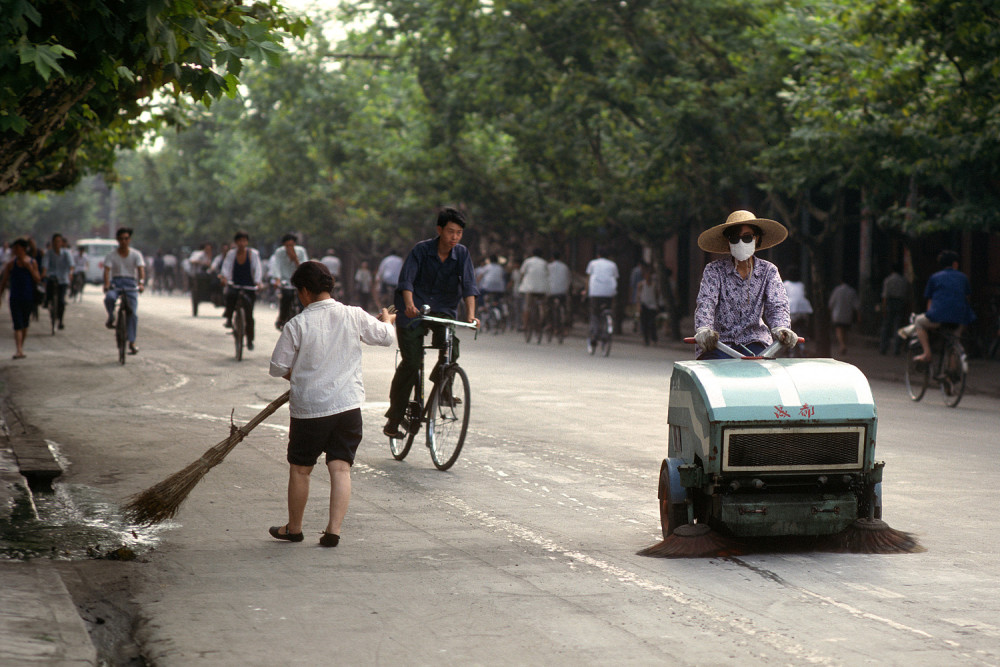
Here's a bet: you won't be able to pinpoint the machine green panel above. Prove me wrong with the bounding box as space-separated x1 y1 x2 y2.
720 493 858 537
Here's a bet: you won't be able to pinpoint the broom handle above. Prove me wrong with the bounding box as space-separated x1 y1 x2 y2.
238 391 290 435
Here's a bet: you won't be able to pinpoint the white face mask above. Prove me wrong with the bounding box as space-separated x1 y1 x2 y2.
730 239 755 262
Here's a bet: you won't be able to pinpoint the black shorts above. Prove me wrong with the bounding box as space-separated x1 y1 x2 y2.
287 409 363 467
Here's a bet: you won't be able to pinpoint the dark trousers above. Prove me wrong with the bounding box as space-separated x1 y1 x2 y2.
588 296 613 342
45 280 68 324
224 287 256 343
640 304 658 344
386 318 460 423
277 287 298 328
880 298 906 355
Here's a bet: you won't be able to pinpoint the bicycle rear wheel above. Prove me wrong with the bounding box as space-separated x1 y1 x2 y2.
116 307 127 365
233 304 245 361
602 312 613 357
427 366 470 470
939 340 967 408
904 338 928 401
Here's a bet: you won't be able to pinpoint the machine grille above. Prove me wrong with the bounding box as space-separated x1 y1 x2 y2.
724 427 864 472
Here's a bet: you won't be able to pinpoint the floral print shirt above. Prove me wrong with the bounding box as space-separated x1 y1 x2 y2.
694 257 790 350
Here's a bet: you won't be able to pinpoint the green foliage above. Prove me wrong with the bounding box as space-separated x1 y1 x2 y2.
0 0 308 195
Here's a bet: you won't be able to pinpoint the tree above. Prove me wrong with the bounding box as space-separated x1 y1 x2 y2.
0 0 307 196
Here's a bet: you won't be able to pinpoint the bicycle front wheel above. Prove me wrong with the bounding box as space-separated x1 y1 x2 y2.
116 309 127 365
427 366 470 470
233 305 245 361
940 341 967 408
904 338 928 401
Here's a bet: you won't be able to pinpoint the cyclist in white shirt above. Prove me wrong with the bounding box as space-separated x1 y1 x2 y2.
584 248 619 353
518 248 549 332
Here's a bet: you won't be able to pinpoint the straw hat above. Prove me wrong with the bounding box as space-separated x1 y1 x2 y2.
697 210 788 254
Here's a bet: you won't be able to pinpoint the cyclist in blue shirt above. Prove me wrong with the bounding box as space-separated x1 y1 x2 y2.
909 250 976 363
383 207 480 438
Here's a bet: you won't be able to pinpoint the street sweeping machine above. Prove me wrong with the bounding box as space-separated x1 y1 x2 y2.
642 340 921 557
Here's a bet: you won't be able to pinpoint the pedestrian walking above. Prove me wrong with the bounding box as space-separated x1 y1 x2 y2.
879 264 909 355
828 278 860 356
0 239 42 359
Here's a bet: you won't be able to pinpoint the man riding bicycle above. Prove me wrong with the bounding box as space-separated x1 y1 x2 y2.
220 231 264 350
901 249 976 363
41 232 74 330
383 207 480 439
518 248 549 334
103 227 145 355
271 233 308 330
584 247 619 354
547 250 571 334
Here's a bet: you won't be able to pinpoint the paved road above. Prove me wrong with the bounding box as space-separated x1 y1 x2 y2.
5 291 1000 665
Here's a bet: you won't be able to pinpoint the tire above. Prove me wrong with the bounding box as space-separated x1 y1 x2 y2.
389 394 419 461
940 340 967 408
192 294 199 317
658 460 687 539
556 304 566 344
428 366 470 471
602 312 613 357
904 338 928 401
233 304 245 361
116 307 127 365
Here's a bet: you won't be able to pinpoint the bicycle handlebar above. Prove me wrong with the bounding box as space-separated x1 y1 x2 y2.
684 336 804 359
420 314 479 330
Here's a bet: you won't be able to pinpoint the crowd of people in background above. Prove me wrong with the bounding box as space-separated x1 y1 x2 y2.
0 228 993 362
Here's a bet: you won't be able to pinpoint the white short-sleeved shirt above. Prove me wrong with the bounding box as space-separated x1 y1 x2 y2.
269 298 395 419
518 256 549 294
586 257 619 298
547 260 572 295
104 248 145 279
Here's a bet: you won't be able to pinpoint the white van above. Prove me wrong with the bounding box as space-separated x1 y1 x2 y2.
75 238 119 284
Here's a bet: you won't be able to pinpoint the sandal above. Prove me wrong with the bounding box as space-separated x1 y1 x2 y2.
319 532 340 548
128 344 139 355
268 524 304 542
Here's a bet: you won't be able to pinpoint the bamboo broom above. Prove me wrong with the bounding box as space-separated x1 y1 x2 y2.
123 391 289 525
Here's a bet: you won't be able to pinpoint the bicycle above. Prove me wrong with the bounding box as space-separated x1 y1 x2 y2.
524 294 546 344
230 285 256 361
388 308 477 470
545 294 567 344
69 271 85 302
589 300 613 356
481 293 508 335
275 281 302 330
904 324 967 408
113 290 134 365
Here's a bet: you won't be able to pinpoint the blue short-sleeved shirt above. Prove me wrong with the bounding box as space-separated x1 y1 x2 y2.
395 237 480 328
924 268 975 325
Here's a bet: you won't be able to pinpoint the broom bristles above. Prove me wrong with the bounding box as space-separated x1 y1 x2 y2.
123 391 290 525
639 518 925 558
638 524 744 558
819 518 926 554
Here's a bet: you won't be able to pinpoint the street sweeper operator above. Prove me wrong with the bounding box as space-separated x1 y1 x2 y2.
692 210 798 359
268 260 396 548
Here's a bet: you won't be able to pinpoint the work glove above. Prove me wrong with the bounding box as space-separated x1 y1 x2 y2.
694 326 719 351
771 326 798 348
